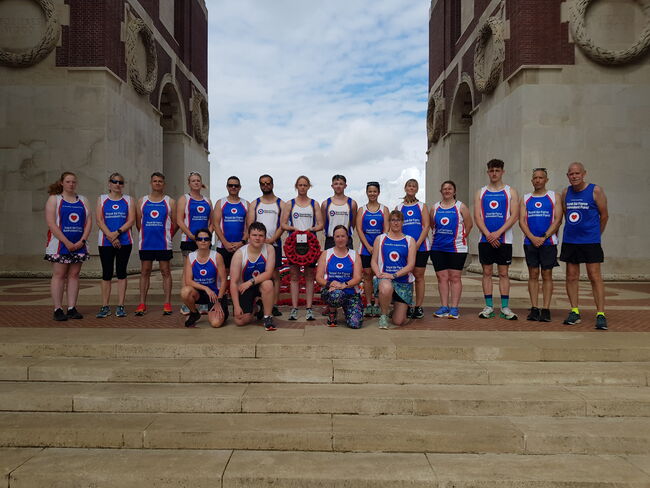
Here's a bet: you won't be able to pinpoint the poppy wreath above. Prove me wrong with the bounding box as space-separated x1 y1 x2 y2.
283 231 321 266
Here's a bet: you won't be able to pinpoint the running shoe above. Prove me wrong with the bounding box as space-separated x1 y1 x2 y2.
115 306 127 318
563 311 581 325
407 306 414 318
364 305 374 317
134 303 147 316
53 308 67 321
411 306 424 319
378 314 389 329
255 304 264 321
67 307 83 319
478 306 495 319
305 308 315 321
272 306 282 317
372 304 382 317
539 308 551 322
433 306 450 318
595 314 608 330
180 304 190 315
198 304 210 315
288 308 298 321
526 307 541 321
96 306 111 319
499 307 518 320
264 316 277 331
163 303 173 315
448 307 460 319
327 309 338 327
184 311 200 327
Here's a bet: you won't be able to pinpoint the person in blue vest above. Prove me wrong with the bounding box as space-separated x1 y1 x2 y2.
473 159 520 320
321 174 358 250
45 172 92 321
135 172 177 316
213 176 248 275
519 168 563 322
315 225 363 328
560 162 609 330
230 222 277 331
371 210 417 329
246 174 285 317
181 228 228 328
281 175 324 321
429 180 473 319
95 172 135 318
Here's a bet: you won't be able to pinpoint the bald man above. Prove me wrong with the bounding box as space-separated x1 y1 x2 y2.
560 162 609 330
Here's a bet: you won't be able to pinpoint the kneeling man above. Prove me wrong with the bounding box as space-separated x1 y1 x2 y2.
230 222 277 331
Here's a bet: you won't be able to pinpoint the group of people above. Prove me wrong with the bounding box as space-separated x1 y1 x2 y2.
44 158 608 330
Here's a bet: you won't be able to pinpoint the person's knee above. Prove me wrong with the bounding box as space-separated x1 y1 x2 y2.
497 267 509 279
140 264 152 277
210 317 225 328
289 266 300 279
482 265 492 277
180 286 195 300
528 268 540 280
160 266 172 278
449 271 462 283
378 281 392 296
260 279 273 293
565 265 580 281
414 268 425 280
541 269 553 281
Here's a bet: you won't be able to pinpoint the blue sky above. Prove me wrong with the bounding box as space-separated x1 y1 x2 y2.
207 0 429 208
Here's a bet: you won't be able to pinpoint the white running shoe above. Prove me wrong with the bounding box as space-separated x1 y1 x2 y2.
478 306 495 319
499 307 518 320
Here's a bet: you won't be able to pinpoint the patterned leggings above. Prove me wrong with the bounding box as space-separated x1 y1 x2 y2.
321 289 364 329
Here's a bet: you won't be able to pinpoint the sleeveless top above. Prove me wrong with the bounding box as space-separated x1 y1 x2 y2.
288 198 316 232
181 194 212 242
324 197 353 236
374 233 415 284
139 195 173 251
431 201 467 253
216 197 249 247
240 243 269 282
46 194 90 256
396 202 429 252
563 183 601 244
189 250 220 294
523 191 558 246
98 194 132 246
479 185 513 244
324 248 358 295
254 197 283 246
358 204 387 256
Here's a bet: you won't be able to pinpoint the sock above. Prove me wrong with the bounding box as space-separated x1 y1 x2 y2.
596 312 605 317
571 307 580 315
264 315 271 319
501 295 509 309
484 295 493 307
67 306 74 311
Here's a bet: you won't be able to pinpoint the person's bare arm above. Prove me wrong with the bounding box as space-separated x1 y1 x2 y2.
175 195 192 239
544 193 564 240
311 201 324 232
594 185 609 234
460 203 473 238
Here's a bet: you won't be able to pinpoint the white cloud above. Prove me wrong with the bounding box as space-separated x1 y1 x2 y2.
207 0 428 209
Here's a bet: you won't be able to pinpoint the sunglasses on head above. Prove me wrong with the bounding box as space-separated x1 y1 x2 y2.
110 179 124 185
195 236 211 242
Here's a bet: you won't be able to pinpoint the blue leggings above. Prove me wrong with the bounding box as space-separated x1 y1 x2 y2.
321 289 363 329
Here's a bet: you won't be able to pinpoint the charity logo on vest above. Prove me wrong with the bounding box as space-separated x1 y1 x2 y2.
406 209 414 217
440 217 450 226
199 269 207 276
112 204 120 210
230 207 238 214
534 201 543 209
150 210 159 219
568 211 581 224
257 209 264 215
369 219 377 227
336 262 344 270
389 251 400 262
489 200 499 209
252 269 260 277
329 210 336 217
69 213 80 223
197 206 206 213
293 212 300 220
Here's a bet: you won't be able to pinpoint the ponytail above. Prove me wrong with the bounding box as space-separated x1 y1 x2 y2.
48 171 76 195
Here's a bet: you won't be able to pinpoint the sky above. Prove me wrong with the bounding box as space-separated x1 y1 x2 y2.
207 0 429 209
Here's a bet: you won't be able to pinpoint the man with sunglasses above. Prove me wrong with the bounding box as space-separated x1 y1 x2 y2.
247 174 284 316
213 176 249 275
519 168 562 322
321 174 358 250
135 172 177 316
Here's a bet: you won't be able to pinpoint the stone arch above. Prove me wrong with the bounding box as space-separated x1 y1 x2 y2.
447 75 474 204
158 75 186 133
449 74 474 132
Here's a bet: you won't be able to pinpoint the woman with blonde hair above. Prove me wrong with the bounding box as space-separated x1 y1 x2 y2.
45 172 92 321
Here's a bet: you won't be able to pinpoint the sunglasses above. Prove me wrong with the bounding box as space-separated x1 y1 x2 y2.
109 179 124 185
188 171 202 177
227 183 241 188
195 237 211 242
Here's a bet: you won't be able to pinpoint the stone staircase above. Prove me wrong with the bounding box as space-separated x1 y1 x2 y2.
1 326 649 487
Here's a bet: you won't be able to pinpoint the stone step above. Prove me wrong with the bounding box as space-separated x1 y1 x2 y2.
1 328 649 362
3 356 648 386
2 381 647 418
5 448 649 488
0 448 650 488
1 412 649 454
